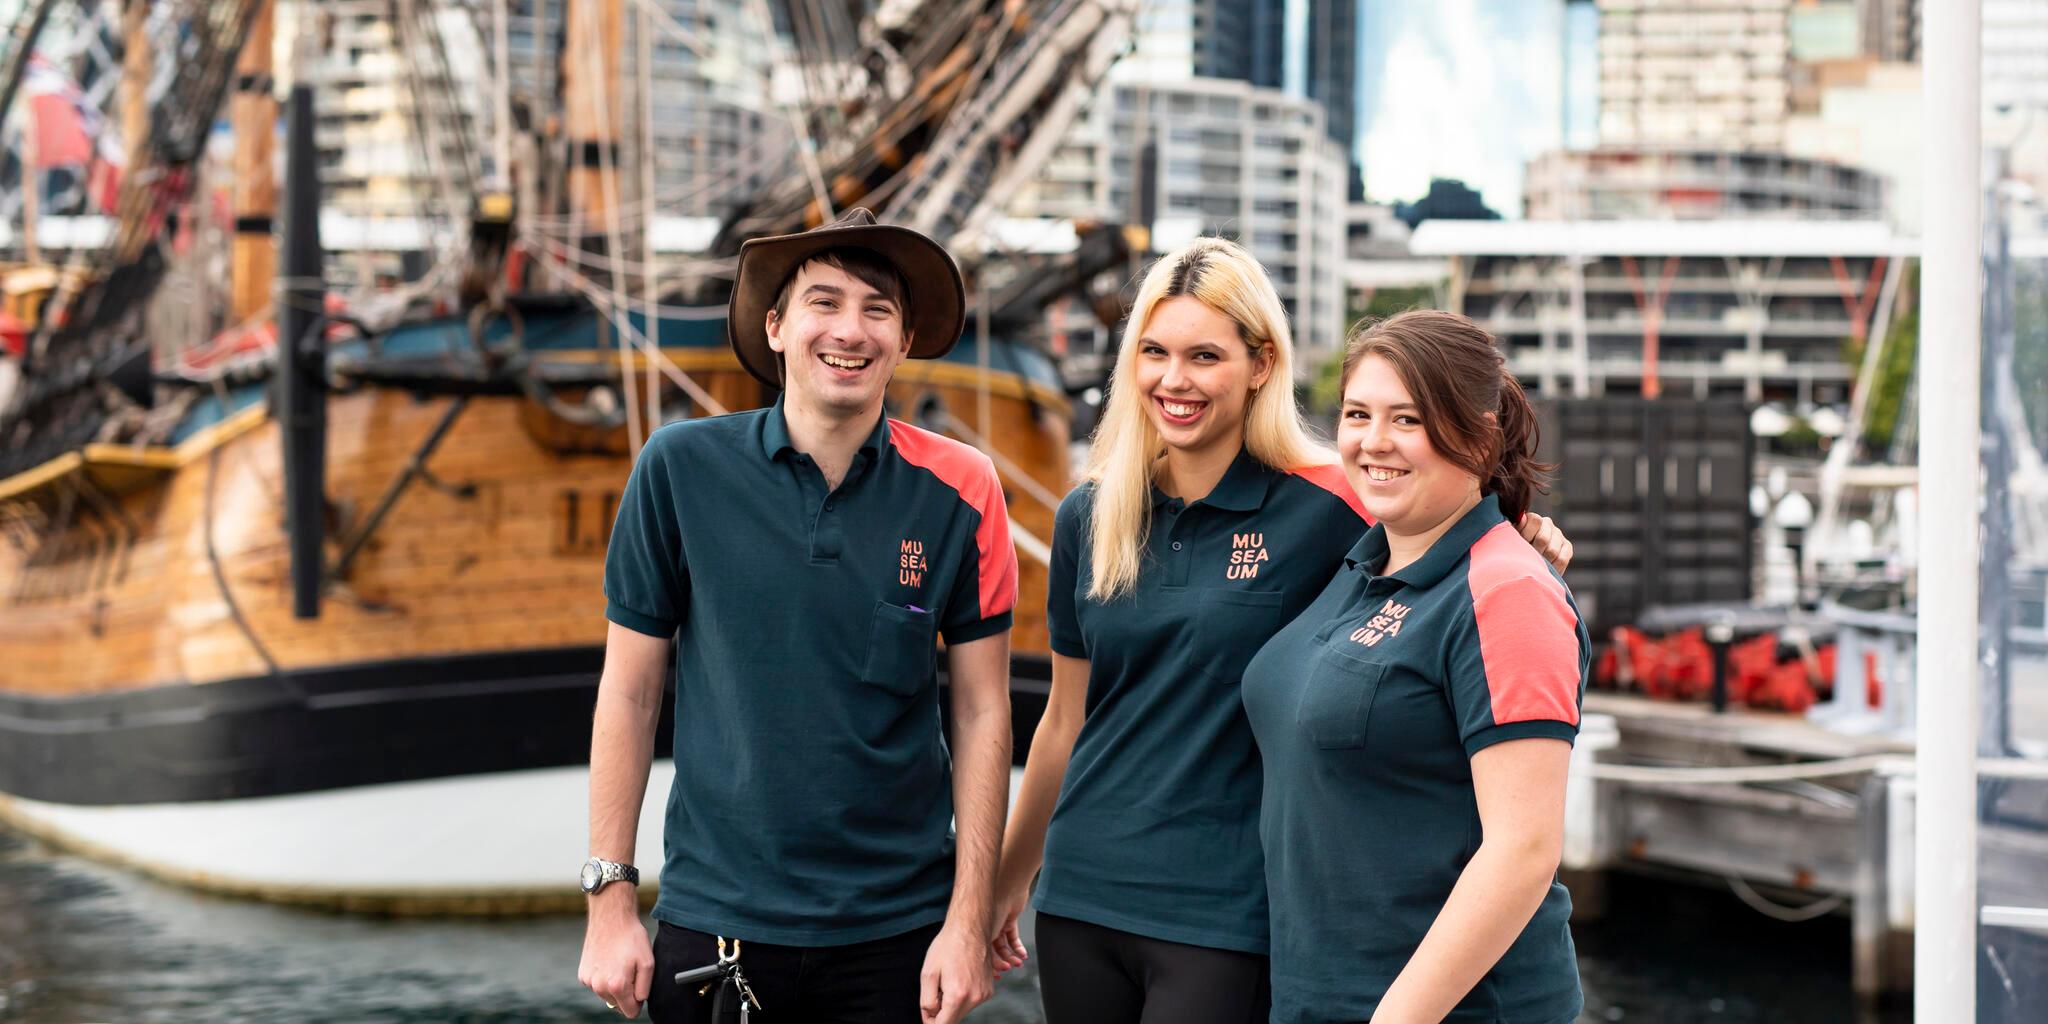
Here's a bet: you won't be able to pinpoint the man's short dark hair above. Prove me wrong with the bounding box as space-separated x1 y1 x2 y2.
769 247 914 330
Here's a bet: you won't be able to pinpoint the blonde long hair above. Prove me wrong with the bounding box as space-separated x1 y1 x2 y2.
1083 238 1334 600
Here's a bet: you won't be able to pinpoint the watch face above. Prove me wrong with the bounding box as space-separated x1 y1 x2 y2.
580 861 602 892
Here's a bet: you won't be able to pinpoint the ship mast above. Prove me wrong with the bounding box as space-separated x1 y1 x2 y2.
120 0 149 173
562 0 622 259
230 0 277 325
561 0 642 452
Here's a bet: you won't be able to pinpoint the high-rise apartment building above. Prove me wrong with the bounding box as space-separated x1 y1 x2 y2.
1061 0 1358 197
1032 79 1350 355
1595 0 1793 151
1523 148 1885 220
1116 0 1281 87
1306 0 1360 197
1010 0 1359 359
1857 0 1919 63
1985 0 2048 113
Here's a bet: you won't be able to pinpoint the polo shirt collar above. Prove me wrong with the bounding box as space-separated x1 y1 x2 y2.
1342 493 1508 587
1149 446 1274 511
758 395 893 462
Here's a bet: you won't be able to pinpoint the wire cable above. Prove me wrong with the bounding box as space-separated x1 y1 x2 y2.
1581 755 1900 785
1725 875 1848 923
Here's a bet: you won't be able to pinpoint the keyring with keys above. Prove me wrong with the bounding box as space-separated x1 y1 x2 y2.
672 935 764 1021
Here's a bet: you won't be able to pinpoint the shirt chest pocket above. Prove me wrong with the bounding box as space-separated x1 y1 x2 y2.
1192 588 1287 682
1298 642 1387 749
862 601 937 696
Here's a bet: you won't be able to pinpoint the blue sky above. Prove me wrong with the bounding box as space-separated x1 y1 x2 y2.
1354 0 1595 215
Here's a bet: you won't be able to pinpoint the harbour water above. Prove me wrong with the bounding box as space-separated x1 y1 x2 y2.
0 825 1911 1023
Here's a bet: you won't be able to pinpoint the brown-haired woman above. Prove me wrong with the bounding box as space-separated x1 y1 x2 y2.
1240 310 1590 1023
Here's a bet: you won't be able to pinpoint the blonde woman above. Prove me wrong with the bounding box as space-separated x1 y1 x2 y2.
989 240 1569 1023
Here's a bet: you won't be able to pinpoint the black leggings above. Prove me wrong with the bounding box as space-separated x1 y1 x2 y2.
1035 912 1271 1024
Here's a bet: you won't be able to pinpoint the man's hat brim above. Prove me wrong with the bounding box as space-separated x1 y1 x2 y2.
728 208 966 387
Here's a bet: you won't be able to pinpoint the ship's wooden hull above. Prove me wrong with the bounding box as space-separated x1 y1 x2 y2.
1 352 1066 694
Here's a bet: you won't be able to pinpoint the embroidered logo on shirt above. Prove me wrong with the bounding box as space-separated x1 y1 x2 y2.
1228 532 1270 580
899 538 929 588
1348 599 1411 647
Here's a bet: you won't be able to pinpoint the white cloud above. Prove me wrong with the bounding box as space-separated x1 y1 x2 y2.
1358 0 1564 216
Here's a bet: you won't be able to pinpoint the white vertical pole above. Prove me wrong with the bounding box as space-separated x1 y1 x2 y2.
1916 1 1982 1020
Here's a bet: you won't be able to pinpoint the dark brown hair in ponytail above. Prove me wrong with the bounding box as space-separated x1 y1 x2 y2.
1338 309 1554 523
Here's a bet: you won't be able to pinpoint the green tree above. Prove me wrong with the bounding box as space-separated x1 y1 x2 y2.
2013 259 2048 456
1843 265 1918 456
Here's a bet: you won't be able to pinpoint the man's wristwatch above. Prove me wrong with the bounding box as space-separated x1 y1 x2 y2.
580 856 640 894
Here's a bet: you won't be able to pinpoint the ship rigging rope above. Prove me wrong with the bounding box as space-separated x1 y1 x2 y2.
638 0 660 442
521 1 1029 234
929 410 1063 515
516 227 737 283
517 238 730 417
540 0 1056 245
516 124 801 233
204 434 281 680
743 0 834 217
616 0 717 64
884 0 1029 220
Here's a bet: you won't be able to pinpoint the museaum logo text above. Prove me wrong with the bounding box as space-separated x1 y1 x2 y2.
1227 532 1270 580
899 538 929 588
1349 599 1412 647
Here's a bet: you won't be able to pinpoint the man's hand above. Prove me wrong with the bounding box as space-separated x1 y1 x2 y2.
989 881 1030 977
1518 512 1573 573
578 891 653 1018
920 920 994 1023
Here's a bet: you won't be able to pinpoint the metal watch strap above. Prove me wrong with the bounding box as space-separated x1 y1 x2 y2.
584 856 639 892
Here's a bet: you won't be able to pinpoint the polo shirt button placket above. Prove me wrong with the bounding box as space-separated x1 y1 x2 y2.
1164 508 1192 587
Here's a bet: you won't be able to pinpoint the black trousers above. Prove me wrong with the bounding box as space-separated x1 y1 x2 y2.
647 920 942 1024
1035 912 1271 1024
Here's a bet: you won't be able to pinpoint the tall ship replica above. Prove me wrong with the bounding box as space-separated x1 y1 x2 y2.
0 0 1140 911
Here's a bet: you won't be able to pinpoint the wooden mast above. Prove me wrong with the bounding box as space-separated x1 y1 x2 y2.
229 0 277 325
562 0 622 256
120 0 150 174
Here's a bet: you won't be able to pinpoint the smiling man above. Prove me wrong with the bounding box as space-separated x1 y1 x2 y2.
577 208 1016 1024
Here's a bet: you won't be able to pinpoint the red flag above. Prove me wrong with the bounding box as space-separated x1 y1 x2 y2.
27 91 92 167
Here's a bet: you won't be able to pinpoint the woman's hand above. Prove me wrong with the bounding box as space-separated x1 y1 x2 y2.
990 879 1032 976
1517 512 1573 573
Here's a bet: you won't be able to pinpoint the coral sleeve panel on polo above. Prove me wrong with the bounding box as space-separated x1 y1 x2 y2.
602 399 1016 946
1036 449 1369 954
1242 494 1589 1024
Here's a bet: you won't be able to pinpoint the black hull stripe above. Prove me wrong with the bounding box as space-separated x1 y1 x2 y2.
0 648 1050 806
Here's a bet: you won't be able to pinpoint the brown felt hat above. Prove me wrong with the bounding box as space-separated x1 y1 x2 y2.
728 207 966 387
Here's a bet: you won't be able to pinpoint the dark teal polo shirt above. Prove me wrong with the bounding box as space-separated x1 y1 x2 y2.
603 398 1017 946
1036 449 1369 954
1242 494 1589 1023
